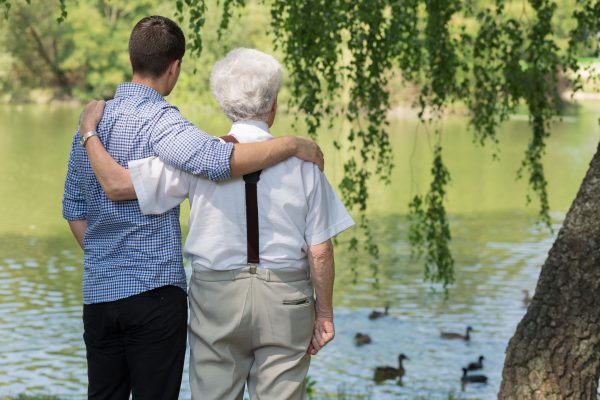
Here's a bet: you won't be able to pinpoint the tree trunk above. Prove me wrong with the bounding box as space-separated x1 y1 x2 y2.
499 143 600 399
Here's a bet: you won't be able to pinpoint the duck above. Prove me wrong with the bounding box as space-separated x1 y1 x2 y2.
354 332 372 346
467 355 485 371
461 367 488 384
368 305 389 320
373 353 408 383
441 326 473 341
522 289 532 306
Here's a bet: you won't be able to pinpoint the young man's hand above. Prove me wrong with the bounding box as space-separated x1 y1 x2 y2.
79 100 106 134
293 137 324 172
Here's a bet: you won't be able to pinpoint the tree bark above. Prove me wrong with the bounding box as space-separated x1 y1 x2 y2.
499 143 600 399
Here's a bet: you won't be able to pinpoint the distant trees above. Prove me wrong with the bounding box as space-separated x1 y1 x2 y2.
0 1 154 99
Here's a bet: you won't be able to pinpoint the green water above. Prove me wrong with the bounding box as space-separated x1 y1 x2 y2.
0 102 598 399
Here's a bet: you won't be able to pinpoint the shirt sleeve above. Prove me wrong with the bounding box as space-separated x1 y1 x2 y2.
148 106 234 181
128 157 193 215
62 132 87 221
304 163 355 245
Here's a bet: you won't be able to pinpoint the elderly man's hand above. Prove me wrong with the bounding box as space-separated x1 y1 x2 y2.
307 316 334 355
293 137 324 172
79 100 106 134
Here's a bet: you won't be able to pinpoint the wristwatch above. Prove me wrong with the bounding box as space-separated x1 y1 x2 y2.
80 130 98 147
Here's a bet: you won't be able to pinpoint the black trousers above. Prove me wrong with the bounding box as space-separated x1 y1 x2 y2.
83 285 188 400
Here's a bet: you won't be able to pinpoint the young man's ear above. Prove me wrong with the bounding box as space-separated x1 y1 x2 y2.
168 59 181 76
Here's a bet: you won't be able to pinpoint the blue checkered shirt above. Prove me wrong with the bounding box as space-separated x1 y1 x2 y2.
62 83 234 304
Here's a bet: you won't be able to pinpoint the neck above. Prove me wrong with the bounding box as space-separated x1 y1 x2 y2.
233 120 270 130
132 74 168 96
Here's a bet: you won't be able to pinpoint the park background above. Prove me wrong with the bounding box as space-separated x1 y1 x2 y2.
0 0 599 399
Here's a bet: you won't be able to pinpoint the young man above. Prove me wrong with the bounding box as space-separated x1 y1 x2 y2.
78 48 353 399
64 17 323 400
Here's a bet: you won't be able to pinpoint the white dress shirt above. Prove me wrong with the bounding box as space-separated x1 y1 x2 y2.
129 120 355 271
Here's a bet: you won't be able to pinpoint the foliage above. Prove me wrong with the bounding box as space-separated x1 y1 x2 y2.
304 375 316 398
409 144 454 288
175 0 207 57
0 0 164 100
2 0 600 289
566 0 600 90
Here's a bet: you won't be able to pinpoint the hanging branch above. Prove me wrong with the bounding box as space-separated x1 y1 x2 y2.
516 0 561 228
175 0 207 57
216 0 246 38
406 0 465 289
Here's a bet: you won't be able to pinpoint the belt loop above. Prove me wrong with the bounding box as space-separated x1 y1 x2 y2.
249 264 257 274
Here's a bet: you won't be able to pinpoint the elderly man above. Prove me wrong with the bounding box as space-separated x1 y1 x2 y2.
80 48 354 399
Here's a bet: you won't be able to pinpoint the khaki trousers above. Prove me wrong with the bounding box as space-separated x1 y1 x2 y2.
188 266 314 400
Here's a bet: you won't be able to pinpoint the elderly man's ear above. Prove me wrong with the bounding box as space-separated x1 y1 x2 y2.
267 97 278 127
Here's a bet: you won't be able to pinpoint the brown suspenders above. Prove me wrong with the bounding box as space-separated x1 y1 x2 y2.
221 135 261 264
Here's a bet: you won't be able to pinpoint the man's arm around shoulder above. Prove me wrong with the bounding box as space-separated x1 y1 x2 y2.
78 100 324 201
230 136 324 176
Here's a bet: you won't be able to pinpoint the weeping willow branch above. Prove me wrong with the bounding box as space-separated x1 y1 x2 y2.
408 143 454 287
175 0 207 57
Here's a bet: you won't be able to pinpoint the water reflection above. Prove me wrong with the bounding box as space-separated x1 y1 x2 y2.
0 235 85 397
0 212 554 399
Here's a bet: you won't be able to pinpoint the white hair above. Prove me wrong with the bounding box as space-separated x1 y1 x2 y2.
210 48 283 122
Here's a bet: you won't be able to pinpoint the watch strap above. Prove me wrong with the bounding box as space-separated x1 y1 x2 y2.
80 130 98 147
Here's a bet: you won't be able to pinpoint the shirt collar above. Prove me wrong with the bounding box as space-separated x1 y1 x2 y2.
228 120 273 143
115 82 164 102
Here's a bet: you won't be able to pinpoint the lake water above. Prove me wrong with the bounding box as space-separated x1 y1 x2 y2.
0 102 599 399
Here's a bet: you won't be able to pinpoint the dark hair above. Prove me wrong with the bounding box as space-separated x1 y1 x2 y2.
129 16 185 78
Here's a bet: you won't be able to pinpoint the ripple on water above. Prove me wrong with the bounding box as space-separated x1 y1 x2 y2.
306 215 554 399
0 215 558 399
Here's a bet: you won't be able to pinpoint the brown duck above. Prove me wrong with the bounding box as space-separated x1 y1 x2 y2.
354 332 372 346
373 354 408 383
441 326 473 341
368 305 389 320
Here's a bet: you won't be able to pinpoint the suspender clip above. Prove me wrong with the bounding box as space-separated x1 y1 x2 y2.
249 264 257 274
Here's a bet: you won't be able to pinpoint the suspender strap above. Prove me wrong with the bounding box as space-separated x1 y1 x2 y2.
243 171 261 263
221 135 262 264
